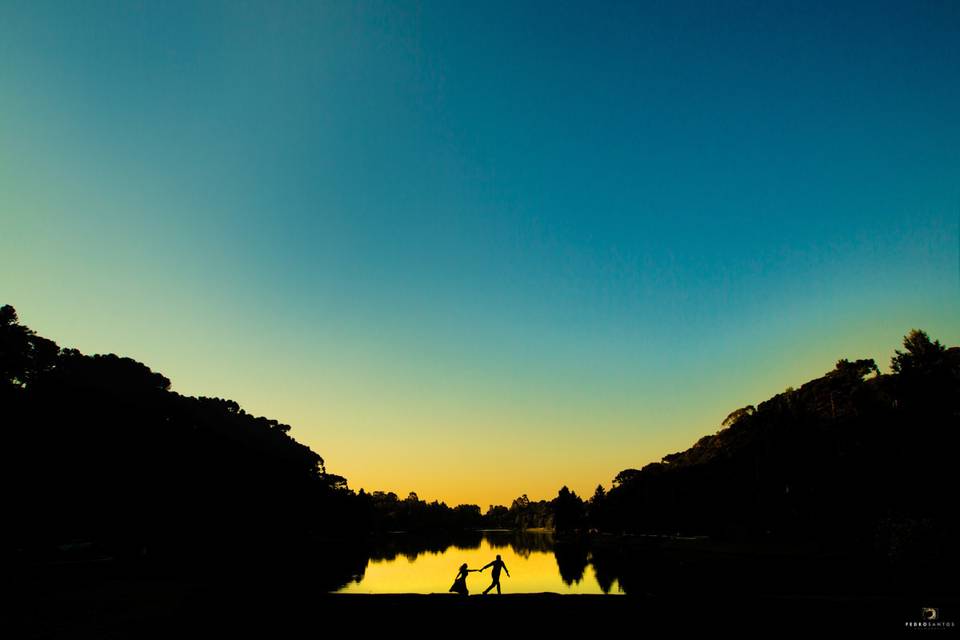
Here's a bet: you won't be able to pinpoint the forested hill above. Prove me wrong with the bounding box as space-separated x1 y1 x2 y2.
2 304 364 566
5 301 959 565
603 330 959 557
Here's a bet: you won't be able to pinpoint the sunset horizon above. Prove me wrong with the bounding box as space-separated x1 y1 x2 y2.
5 305 956 508
3 1 958 510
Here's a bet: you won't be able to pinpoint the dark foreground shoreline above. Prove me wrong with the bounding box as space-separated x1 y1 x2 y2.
16 575 958 638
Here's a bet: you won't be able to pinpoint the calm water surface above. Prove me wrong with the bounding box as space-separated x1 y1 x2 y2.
338 531 622 594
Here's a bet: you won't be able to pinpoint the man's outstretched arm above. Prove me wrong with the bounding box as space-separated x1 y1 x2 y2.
480 561 494 571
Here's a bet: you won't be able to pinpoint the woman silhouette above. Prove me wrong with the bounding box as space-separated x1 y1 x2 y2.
449 563 480 596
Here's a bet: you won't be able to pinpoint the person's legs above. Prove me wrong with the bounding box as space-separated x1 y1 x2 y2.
496 581 501 594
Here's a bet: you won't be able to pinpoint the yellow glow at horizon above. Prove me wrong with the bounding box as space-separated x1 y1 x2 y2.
3 250 958 508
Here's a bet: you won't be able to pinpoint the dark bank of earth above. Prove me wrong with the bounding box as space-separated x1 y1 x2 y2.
17 574 958 638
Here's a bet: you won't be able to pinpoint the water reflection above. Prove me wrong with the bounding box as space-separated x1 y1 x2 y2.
339 531 623 594
326 532 944 598
554 540 590 586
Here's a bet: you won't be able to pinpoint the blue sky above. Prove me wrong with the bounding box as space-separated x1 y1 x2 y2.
2 1 958 505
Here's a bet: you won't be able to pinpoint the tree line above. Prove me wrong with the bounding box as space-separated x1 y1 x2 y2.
5 303 958 570
3 304 366 579
362 327 959 565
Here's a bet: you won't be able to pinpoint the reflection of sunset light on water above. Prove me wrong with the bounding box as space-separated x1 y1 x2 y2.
338 537 622 594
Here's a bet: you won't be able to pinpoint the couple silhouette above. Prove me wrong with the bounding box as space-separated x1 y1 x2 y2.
449 555 510 596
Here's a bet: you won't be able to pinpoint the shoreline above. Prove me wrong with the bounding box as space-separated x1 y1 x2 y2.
18 576 957 637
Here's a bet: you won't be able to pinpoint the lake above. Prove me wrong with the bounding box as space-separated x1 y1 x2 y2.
337 530 623 594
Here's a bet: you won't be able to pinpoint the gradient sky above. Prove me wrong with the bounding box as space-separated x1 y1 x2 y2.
2 1 958 507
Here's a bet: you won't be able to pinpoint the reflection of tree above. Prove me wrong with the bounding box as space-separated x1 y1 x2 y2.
485 533 513 551
554 541 589 586
589 547 618 594
585 542 660 596
314 542 371 591
478 530 556 558
367 530 559 563
367 531 482 562
511 530 554 557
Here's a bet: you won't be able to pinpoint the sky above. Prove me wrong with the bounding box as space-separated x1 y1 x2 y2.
1 1 958 507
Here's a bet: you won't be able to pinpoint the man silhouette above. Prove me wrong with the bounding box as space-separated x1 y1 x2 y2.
480 554 510 594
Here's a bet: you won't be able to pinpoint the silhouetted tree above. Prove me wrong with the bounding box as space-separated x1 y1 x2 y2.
891 329 946 375
553 486 586 533
1 304 59 389
722 405 755 427
484 505 511 529
612 469 640 488
587 484 607 530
